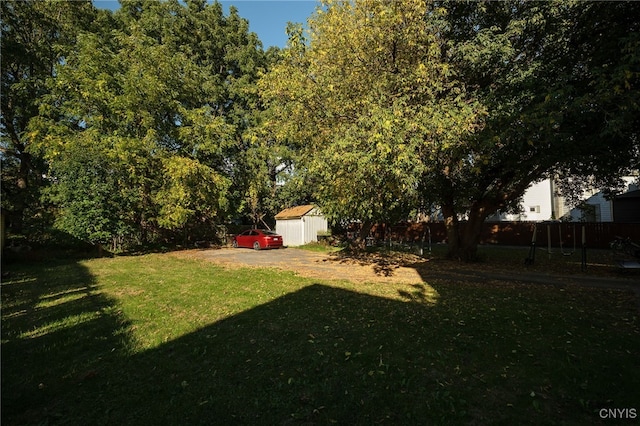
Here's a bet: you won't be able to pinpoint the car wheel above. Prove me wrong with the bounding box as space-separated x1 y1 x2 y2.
232 240 238 248
253 241 261 250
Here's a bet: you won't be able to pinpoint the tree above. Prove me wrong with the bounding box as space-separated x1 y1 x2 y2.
241 106 303 228
28 0 266 247
435 0 640 259
0 0 101 234
260 1 482 238
44 133 137 252
261 0 639 260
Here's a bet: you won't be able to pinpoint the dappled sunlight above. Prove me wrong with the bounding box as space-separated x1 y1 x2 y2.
321 280 440 306
0 276 37 286
1 258 132 426
18 312 104 340
397 283 440 305
35 290 95 309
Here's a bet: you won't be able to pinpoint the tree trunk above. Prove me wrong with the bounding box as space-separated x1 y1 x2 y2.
458 208 486 261
441 202 461 258
10 150 34 235
351 220 372 250
444 202 491 262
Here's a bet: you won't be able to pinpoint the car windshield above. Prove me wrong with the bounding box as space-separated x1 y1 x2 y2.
262 230 279 235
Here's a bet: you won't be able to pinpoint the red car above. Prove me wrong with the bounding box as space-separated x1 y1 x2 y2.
232 229 283 250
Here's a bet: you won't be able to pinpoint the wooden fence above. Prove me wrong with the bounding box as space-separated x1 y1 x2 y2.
368 222 640 249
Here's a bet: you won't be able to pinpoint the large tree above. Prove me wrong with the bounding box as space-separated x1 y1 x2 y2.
242 43 312 228
261 0 639 260
28 0 267 248
0 0 102 234
437 0 640 259
260 1 482 235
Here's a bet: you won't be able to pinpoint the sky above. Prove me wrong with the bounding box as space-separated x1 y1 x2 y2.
221 1 319 48
94 0 320 49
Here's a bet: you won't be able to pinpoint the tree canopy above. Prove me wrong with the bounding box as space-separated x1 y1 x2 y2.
260 0 639 259
1 0 638 257
11 0 275 248
1 0 101 234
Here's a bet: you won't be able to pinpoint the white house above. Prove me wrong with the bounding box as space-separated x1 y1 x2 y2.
490 177 638 222
489 179 566 221
275 205 328 246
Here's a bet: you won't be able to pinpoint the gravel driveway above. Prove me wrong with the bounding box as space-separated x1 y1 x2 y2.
192 247 425 283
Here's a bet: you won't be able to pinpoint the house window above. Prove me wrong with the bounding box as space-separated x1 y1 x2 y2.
529 206 540 213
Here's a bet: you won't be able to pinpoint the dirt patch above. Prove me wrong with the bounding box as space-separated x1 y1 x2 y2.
181 247 428 284
179 246 639 292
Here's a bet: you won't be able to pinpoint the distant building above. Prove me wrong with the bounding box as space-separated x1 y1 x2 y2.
490 177 638 222
275 205 328 246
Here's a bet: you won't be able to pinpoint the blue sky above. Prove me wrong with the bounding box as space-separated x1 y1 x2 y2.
222 1 319 48
94 0 320 49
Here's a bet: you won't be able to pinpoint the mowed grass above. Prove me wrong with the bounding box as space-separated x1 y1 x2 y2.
2 252 639 425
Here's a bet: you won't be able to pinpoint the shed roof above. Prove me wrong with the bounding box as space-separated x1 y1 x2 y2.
275 205 316 220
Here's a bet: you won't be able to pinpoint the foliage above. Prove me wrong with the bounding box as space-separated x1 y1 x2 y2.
44 134 136 246
440 0 639 259
25 0 268 247
240 98 307 227
260 0 640 260
0 0 103 233
5 0 638 256
154 156 230 229
261 1 482 227
442 0 639 203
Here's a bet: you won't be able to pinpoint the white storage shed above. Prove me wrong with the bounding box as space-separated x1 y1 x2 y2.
275 205 328 246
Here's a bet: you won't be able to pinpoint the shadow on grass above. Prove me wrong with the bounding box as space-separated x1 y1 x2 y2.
1 258 130 425
3 261 639 425
99 284 472 425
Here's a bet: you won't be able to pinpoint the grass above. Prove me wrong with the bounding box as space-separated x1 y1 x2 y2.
2 251 639 425
296 241 344 253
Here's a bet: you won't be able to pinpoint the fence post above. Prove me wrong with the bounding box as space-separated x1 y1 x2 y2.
525 223 537 265
581 225 587 271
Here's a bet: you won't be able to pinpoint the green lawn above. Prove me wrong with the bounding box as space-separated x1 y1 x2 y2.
2 252 639 425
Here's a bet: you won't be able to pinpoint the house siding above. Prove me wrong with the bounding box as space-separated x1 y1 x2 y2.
302 213 328 245
276 218 305 246
566 177 637 222
491 177 637 223
566 192 612 222
492 179 555 221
